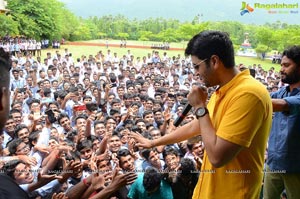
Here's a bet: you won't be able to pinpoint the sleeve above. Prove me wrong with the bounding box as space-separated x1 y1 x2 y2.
216 93 267 148
36 179 61 197
127 176 140 199
37 127 51 146
284 94 300 114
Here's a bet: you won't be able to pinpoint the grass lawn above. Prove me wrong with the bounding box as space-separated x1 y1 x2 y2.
41 42 280 72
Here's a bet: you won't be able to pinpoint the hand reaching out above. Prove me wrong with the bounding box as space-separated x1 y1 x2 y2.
129 132 152 148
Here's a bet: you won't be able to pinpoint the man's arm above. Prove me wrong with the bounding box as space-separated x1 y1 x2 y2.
131 119 201 148
272 99 289 112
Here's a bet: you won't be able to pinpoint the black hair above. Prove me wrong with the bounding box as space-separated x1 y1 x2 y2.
57 113 69 125
14 124 29 138
29 131 40 148
117 148 131 160
162 147 179 159
86 102 98 112
3 159 24 180
143 167 162 192
141 148 157 161
8 138 24 155
76 139 92 152
282 45 300 67
185 30 235 68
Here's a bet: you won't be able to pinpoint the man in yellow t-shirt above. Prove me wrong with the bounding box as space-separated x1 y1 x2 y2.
130 31 272 199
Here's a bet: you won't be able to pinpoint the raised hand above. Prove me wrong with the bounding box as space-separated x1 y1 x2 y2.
129 132 152 148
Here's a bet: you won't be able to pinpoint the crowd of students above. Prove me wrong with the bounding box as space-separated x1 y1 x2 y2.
0 44 284 199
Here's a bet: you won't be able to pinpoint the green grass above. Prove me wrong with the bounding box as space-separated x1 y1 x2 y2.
235 56 280 71
40 41 280 72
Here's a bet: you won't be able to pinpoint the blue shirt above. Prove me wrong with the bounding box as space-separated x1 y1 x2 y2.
267 86 300 173
128 173 173 199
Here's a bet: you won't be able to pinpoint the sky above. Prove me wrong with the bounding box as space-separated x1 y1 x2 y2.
59 0 300 24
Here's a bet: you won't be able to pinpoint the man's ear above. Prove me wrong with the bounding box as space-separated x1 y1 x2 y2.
210 55 220 70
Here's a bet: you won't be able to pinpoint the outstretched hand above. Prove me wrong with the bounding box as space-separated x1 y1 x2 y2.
129 132 152 148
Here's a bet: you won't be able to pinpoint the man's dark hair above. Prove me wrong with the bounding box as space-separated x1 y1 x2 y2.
163 147 179 159
110 108 120 116
282 45 300 67
75 114 88 124
57 113 69 125
76 139 92 152
117 148 131 160
29 131 40 148
143 167 162 192
143 110 153 119
3 159 24 179
141 148 157 161
185 30 235 68
8 138 24 155
14 124 29 138
86 102 98 112
180 158 197 176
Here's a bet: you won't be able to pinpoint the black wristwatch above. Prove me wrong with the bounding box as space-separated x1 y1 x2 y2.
194 107 209 119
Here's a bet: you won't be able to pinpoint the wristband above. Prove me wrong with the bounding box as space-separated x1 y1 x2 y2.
83 178 91 187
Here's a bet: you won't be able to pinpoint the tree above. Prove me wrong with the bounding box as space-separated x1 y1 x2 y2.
0 14 19 37
6 0 78 40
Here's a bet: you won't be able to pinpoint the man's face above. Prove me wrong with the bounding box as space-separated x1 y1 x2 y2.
12 112 22 125
144 113 154 124
14 163 34 184
94 123 106 139
280 56 300 84
106 119 116 132
17 128 30 144
80 148 93 160
119 155 135 172
75 118 87 129
136 122 146 132
149 150 160 167
43 80 51 89
192 141 205 158
150 129 161 140
26 78 33 86
49 139 59 149
108 136 121 153
13 72 19 79
59 117 71 131
4 118 16 133
15 142 30 156
164 154 180 170
191 55 215 87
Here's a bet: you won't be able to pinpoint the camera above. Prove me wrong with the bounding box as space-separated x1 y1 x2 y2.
45 109 57 123
18 88 26 93
110 83 117 88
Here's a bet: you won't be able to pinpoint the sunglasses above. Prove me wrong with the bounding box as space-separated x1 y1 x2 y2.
193 59 207 70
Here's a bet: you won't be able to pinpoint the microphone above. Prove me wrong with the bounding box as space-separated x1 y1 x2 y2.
173 103 192 127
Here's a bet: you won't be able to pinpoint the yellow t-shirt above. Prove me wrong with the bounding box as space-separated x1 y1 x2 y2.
193 69 272 199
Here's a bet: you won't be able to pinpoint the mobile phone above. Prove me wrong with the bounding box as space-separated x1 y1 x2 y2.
19 88 26 93
45 109 57 123
110 83 117 88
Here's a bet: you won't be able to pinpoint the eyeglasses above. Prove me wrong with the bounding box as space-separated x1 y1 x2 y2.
193 59 207 70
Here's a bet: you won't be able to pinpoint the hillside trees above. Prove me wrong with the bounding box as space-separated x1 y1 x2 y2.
6 0 78 40
2 0 300 53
